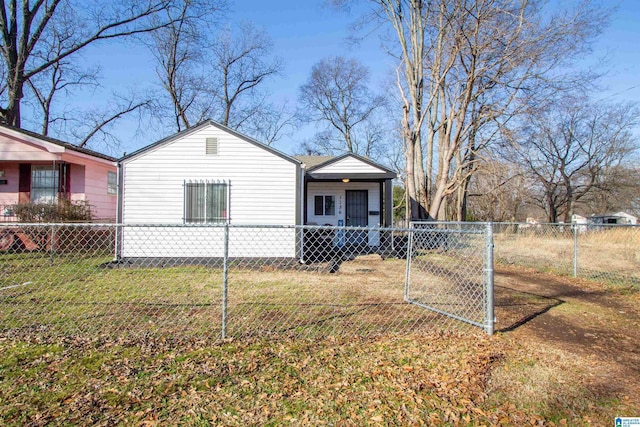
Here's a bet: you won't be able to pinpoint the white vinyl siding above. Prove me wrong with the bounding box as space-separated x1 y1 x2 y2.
312 157 386 174
121 125 298 225
120 124 299 258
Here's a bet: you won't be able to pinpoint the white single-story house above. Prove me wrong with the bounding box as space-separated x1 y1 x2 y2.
117 120 396 261
588 212 638 225
571 214 587 224
571 214 588 233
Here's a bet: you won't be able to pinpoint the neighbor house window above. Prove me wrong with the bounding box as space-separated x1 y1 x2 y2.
31 166 59 203
314 195 335 216
184 180 228 223
107 171 117 194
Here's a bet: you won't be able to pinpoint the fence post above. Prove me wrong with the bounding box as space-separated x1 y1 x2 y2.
573 224 578 278
114 223 121 261
50 224 56 265
485 223 495 335
221 224 229 339
403 225 415 301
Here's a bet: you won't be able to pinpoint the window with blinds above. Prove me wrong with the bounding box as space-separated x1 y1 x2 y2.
184 180 228 223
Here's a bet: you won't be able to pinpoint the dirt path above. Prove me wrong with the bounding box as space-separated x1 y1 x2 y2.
493 265 640 418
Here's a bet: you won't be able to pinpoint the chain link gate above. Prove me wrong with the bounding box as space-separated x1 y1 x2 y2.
405 222 494 335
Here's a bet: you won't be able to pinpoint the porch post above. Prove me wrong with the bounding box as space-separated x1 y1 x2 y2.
384 179 393 227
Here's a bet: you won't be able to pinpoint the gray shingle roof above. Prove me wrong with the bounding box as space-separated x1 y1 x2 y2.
293 155 335 169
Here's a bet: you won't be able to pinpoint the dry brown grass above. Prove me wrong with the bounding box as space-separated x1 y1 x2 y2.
495 228 640 285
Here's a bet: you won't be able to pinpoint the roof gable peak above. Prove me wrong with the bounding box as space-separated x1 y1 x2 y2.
120 119 300 165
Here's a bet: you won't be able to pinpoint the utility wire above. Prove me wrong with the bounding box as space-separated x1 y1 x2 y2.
593 83 640 102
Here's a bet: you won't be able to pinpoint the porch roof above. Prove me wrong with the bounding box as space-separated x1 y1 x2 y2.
294 153 397 180
294 155 334 169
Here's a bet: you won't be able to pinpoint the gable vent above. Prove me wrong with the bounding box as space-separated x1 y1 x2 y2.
206 138 219 155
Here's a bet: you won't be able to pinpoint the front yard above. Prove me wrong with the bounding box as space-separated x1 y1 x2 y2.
1 260 639 425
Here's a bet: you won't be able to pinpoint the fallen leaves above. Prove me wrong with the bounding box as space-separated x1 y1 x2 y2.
0 329 636 426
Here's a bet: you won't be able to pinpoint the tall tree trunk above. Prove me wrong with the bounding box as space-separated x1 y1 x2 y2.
403 105 420 221
565 186 574 223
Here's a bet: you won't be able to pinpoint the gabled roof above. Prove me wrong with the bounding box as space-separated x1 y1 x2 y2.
295 153 397 180
0 123 117 162
293 155 334 169
120 120 301 165
305 153 396 174
590 212 638 219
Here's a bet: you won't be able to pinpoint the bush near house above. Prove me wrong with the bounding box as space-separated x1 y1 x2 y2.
1 202 104 253
11 200 92 223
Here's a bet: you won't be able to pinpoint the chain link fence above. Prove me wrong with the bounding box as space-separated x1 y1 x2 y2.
493 223 640 288
0 223 494 343
3 221 635 344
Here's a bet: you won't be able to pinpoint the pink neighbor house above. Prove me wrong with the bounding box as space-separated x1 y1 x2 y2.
0 124 118 222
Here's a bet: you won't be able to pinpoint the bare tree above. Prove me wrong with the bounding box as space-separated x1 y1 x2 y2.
578 164 640 218
466 158 530 221
242 101 295 146
373 0 431 220
147 0 224 131
24 19 100 136
299 56 386 156
0 0 187 128
32 90 154 153
353 0 607 221
75 96 152 150
207 22 281 129
27 62 99 136
149 15 283 139
508 100 638 222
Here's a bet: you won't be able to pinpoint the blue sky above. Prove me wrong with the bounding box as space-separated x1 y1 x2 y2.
76 0 640 156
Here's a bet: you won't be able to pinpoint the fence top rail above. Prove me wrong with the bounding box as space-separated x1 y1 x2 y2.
410 221 492 226
1 222 417 232
0 222 118 228
491 222 639 227
6 221 635 231
0 223 491 236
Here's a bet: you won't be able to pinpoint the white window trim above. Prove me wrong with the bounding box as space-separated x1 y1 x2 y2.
31 165 59 203
314 194 336 216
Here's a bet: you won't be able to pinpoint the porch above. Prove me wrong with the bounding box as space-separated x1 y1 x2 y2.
296 153 397 263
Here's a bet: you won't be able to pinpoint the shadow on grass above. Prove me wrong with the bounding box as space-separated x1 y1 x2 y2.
494 285 564 333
